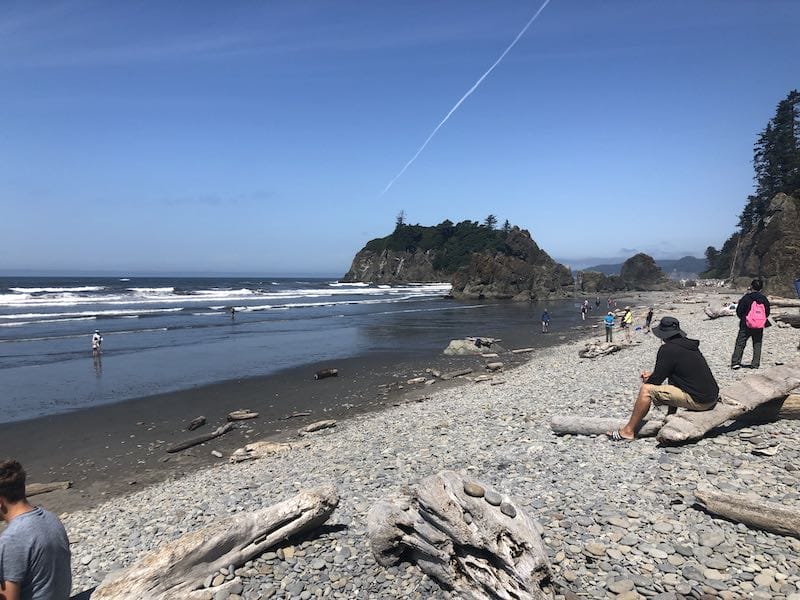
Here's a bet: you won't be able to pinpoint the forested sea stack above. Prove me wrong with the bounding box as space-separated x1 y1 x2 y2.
342 217 573 300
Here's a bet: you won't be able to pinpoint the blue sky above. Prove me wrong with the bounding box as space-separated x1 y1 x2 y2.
1 1 798 275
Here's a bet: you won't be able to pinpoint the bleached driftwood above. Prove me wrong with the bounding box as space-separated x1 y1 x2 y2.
768 296 800 308
440 368 473 380
578 341 623 359
167 423 234 453
92 485 339 600
227 410 259 421
485 362 504 371
512 348 534 354
739 393 800 423
704 305 736 319
298 420 337 435
656 360 800 444
549 416 663 438
26 481 71 497
694 486 800 539
229 441 292 463
187 416 206 431
280 411 311 420
367 470 555 600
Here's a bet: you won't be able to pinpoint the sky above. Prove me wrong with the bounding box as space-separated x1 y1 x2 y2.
1 1 798 275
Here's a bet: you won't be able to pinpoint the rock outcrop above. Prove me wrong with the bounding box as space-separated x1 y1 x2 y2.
730 193 800 297
576 271 626 294
620 253 674 290
449 228 574 301
342 248 444 284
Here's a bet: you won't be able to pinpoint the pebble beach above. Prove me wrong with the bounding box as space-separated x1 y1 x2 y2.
63 288 800 599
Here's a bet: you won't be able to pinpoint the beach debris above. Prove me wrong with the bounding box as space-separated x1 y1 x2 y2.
230 441 292 463
657 360 800 444
703 304 737 319
439 368 473 381
549 416 663 438
211 450 223 458
490 380 507 386
26 481 71 497
768 295 800 308
299 420 337 436
367 470 555 600
314 368 338 380
444 338 506 356
481 352 499 358
578 341 624 359
187 416 207 431
485 362 504 371
425 368 442 378
511 347 534 354
407 377 426 384
227 409 259 421
92 485 339 600
279 411 312 420
473 375 493 383
166 422 235 454
694 485 800 539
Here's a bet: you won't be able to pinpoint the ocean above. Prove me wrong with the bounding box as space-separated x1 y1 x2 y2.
0 276 595 423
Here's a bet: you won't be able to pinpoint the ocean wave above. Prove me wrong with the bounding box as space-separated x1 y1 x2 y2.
328 282 368 287
9 286 106 293
128 287 175 294
0 307 184 321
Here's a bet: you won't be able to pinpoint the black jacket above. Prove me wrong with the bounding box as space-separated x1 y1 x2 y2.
735 291 770 327
646 336 719 405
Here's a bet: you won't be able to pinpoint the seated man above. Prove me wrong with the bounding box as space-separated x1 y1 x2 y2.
609 317 719 441
0 460 71 600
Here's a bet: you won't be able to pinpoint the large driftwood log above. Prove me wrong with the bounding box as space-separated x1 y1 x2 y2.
367 470 554 600
694 486 800 539
739 393 800 423
92 485 339 600
768 296 800 308
229 441 292 463
578 341 623 359
440 368 474 380
656 361 800 444
704 305 736 319
26 481 71 497
550 416 663 438
167 423 234 453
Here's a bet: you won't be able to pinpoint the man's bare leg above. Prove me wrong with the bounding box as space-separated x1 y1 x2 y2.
617 384 653 440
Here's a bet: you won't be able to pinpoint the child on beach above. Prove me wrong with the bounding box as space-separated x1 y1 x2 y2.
0 459 72 599
541 309 550 333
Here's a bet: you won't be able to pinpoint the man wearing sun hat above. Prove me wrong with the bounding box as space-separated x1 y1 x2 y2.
609 316 719 441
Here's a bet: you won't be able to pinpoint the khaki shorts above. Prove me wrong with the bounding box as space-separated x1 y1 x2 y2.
649 384 715 411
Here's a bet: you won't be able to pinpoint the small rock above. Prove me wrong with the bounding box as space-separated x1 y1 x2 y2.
463 482 485 497
500 502 517 518
484 490 502 506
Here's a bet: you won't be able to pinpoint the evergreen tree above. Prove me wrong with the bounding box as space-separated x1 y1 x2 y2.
395 209 406 228
501 219 511 234
483 214 498 230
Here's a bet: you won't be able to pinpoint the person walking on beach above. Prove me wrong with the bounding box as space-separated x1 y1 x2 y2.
730 279 771 370
595 296 600 309
621 306 633 343
91 330 102 355
645 307 654 333
0 459 72 600
581 303 587 321
609 317 719 441
604 311 614 342
541 309 550 333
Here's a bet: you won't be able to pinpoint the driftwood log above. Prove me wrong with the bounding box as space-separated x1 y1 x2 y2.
367 470 554 600
550 416 663 438
485 362 504 371
26 481 71 497
187 416 206 431
703 305 736 319
739 393 800 423
227 410 259 421
93 486 338 600
512 348 534 354
656 360 800 444
229 441 292 463
167 423 234 453
694 486 800 539
440 368 473 380
768 296 800 308
578 341 623 359
298 420 337 435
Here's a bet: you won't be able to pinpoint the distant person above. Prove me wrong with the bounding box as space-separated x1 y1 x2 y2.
645 307 654 333
0 459 72 600
609 317 718 441
730 279 771 370
607 297 613 310
230 307 236 320
621 306 633 342
604 311 615 342
580 303 587 321
541 309 550 333
595 297 600 309
91 330 102 355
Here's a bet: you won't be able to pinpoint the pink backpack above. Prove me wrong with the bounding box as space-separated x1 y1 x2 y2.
745 299 767 329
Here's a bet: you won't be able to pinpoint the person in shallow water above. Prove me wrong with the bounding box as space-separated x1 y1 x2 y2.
91 330 102 355
0 459 72 600
609 317 719 441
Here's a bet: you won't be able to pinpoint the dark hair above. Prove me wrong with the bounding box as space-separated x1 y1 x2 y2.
750 279 763 291
0 460 26 502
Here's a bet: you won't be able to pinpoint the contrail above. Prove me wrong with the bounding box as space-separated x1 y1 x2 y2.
380 0 552 197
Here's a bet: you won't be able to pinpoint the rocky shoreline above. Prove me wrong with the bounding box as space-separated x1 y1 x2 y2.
64 288 800 599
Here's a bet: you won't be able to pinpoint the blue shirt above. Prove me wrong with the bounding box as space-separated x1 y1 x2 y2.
604 315 614 328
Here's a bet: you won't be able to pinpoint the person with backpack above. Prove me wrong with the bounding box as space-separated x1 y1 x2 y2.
730 278 770 370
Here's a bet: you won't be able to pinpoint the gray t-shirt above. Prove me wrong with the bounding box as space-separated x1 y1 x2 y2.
0 507 71 600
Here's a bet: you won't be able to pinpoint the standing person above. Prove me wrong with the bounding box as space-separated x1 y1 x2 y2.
541 309 550 333
595 296 600 309
230 306 236 320
621 306 633 342
581 303 587 321
645 307 654 333
604 311 615 342
607 297 613 310
91 330 102 355
730 279 771 370
609 317 718 440
0 460 72 600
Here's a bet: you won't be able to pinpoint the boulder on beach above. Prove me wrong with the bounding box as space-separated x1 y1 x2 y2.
443 338 506 355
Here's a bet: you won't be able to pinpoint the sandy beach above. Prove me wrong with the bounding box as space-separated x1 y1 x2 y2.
42 288 800 598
